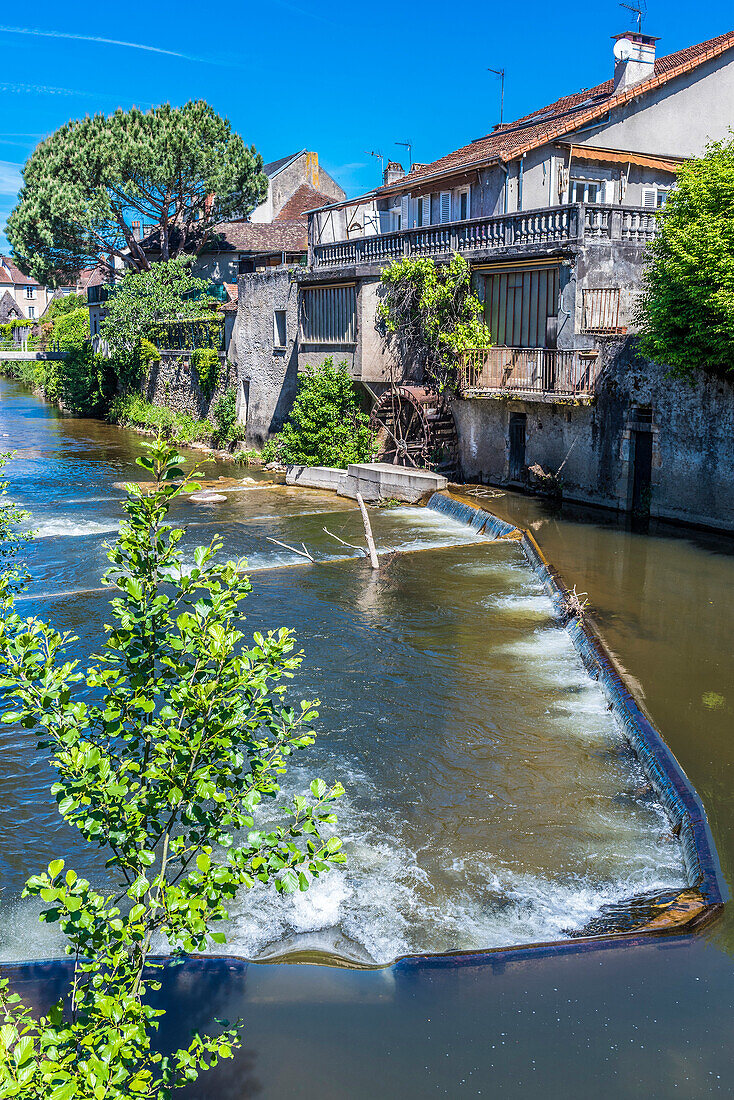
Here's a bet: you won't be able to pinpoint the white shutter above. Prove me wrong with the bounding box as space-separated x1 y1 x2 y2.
421 196 431 226
400 194 410 229
642 188 656 209
440 191 451 223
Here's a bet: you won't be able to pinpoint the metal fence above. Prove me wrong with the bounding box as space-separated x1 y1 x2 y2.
458 347 601 397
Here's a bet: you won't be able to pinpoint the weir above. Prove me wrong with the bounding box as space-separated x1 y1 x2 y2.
423 490 726 938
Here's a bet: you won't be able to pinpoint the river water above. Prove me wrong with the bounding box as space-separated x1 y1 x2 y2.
3 377 733 1098
0 376 686 965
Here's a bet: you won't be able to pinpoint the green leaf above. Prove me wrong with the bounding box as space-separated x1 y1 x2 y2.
48 859 64 878
310 779 327 799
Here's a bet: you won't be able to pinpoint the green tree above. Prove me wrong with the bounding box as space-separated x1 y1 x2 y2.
0 440 345 1097
0 452 31 604
637 138 734 376
6 101 268 284
263 358 375 468
101 259 212 358
44 294 86 321
378 253 491 391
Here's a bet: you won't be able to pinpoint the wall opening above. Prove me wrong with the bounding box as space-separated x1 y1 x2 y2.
631 430 653 516
509 412 527 481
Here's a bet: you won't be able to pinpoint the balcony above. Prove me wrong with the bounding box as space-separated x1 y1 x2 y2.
311 204 658 271
457 347 601 400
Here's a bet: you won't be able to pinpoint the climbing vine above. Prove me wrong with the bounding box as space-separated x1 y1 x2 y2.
191 347 220 399
377 253 491 392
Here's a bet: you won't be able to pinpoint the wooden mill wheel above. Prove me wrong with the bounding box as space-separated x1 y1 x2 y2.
369 386 458 472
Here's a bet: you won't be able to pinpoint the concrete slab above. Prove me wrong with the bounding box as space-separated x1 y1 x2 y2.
285 466 347 493
341 463 448 504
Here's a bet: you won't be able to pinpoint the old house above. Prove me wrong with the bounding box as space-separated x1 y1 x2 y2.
0 256 51 321
237 27 734 529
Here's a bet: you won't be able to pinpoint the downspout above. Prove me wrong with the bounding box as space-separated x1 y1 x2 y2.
518 153 526 212
499 160 509 214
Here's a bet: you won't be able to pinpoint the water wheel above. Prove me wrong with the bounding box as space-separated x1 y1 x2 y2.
369 386 458 472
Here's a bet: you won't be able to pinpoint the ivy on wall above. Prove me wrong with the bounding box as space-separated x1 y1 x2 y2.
377 253 491 392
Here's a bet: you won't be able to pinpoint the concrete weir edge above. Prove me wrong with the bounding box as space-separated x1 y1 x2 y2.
430 488 727 946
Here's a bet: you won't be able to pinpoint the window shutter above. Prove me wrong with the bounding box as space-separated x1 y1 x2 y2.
400 195 410 229
642 188 656 209
440 191 451 223
421 196 431 226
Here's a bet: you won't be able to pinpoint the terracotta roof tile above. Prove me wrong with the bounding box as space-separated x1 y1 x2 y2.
273 183 336 222
378 30 734 192
0 255 39 285
208 220 307 254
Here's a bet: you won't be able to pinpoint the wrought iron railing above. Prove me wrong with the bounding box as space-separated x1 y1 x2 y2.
458 347 601 398
311 203 658 270
150 317 225 351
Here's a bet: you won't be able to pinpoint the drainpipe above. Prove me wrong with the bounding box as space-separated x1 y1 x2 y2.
499 160 509 214
518 154 526 212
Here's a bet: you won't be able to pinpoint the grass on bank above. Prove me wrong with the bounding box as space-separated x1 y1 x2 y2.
109 393 215 444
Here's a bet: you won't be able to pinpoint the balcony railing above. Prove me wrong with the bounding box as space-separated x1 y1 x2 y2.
457 347 601 399
311 204 658 270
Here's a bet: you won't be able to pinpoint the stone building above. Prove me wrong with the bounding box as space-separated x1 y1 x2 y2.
235 26 734 529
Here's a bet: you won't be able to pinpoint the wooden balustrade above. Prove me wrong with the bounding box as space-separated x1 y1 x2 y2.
458 347 601 398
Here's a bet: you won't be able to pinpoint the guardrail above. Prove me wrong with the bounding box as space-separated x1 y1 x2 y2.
457 347 601 398
311 204 658 270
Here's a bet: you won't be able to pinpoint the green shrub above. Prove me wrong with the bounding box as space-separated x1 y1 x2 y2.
109 394 214 444
44 292 85 320
211 385 245 448
191 347 220 398
53 306 90 351
262 358 374 468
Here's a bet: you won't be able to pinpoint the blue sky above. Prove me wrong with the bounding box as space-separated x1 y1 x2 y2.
0 2 731 256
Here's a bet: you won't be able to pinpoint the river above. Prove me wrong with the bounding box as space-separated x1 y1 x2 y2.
1 376 732 1097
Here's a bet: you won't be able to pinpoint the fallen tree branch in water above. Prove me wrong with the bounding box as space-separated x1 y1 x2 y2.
323 527 367 555
265 536 314 562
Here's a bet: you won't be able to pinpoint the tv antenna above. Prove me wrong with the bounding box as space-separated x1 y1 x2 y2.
620 1 646 32
396 139 413 169
488 67 505 125
365 150 385 176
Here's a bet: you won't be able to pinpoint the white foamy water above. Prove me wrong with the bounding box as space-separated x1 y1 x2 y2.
30 517 120 539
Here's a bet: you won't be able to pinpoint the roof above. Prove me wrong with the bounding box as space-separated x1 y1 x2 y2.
221 282 238 311
207 220 307 254
0 255 39 286
75 266 107 290
262 150 305 178
273 183 337 222
0 290 22 321
376 29 734 194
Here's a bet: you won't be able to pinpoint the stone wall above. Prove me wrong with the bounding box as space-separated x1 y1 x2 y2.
453 338 734 532
143 351 234 420
235 268 300 446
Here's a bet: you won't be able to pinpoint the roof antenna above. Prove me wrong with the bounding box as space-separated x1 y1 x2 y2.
487 67 505 125
620 1 646 32
365 150 385 178
396 139 413 170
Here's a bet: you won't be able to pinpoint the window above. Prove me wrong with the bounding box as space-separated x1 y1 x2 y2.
273 309 287 349
458 189 470 221
415 195 430 227
400 195 410 230
643 186 670 209
569 178 605 204
27 305 35 319
25 285 35 299
439 191 451 223
581 288 622 333
301 284 356 344
480 265 560 348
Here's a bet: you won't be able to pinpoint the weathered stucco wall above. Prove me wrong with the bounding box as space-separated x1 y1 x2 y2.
143 351 233 420
453 339 734 531
235 268 300 446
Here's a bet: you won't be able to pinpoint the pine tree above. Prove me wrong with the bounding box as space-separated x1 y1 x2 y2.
6 101 268 284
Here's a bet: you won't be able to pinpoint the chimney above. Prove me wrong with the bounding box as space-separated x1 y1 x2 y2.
132 220 141 242
613 32 659 93
306 151 320 188
383 161 405 186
